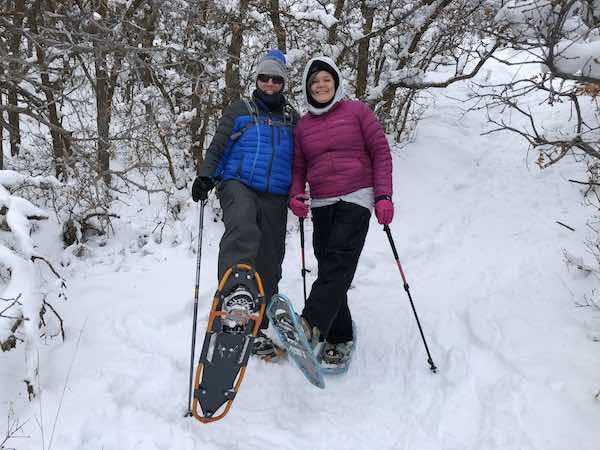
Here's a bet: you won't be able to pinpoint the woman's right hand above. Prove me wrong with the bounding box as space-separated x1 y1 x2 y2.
289 194 309 218
375 198 394 225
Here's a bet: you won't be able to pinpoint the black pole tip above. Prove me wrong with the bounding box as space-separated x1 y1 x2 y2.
184 411 192 418
429 360 438 373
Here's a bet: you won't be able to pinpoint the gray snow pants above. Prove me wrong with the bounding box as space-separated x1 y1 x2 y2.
217 180 288 329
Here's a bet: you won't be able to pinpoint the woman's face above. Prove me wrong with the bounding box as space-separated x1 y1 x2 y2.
309 71 335 104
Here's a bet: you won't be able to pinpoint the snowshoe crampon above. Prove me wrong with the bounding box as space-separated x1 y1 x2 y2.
267 294 325 389
192 264 265 423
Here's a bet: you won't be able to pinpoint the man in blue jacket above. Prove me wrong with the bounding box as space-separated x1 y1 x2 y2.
192 49 298 359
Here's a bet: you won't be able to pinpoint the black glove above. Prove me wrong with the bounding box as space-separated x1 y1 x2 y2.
191 176 215 202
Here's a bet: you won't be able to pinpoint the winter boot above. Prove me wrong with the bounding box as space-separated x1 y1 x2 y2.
299 316 321 349
321 341 354 366
251 330 277 358
275 313 320 349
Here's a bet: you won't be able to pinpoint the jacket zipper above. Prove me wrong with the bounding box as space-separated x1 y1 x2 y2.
265 113 276 192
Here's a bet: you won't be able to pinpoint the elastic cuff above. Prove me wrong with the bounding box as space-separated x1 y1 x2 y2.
375 194 392 203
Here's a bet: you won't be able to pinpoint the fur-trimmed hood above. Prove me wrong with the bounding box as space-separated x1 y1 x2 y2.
302 56 346 116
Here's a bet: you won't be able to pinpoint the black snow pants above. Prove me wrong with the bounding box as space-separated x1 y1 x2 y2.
218 180 288 329
302 201 370 344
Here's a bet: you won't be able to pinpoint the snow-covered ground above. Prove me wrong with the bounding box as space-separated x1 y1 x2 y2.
2 56 600 450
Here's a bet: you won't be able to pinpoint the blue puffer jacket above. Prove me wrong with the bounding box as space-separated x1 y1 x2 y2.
199 96 298 196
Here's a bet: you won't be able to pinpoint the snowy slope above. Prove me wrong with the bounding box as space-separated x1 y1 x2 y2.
2 56 600 450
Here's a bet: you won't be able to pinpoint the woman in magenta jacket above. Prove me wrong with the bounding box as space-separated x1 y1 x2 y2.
288 56 394 366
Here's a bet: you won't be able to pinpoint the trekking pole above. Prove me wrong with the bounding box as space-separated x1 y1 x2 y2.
299 217 310 303
383 224 438 373
185 199 206 417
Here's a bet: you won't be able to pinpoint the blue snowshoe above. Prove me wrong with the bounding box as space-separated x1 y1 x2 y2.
267 294 325 389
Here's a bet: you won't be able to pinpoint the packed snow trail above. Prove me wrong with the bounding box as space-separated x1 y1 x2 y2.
2 57 600 450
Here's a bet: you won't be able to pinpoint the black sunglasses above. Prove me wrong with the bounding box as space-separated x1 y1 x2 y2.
257 74 284 85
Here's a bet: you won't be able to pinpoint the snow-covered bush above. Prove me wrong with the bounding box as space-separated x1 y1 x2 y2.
0 171 66 399
474 0 600 196
482 0 600 165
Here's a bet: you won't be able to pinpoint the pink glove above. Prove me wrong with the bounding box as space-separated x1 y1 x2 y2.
375 199 394 225
289 194 309 218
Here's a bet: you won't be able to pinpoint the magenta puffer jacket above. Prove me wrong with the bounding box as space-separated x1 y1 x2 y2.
289 100 393 200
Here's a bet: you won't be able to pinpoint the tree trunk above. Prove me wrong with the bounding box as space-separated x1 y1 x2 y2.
30 0 70 179
8 0 26 157
0 96 3 170
376 0 452 121
190 79 204 173
224 0 250 107
187 0 211 173
92 0 124 187
94 47 112 186
373 0 395 88
269 0 286 52
327 0 345 44
140 3 158 117
94 0 112 186
355 1 374 99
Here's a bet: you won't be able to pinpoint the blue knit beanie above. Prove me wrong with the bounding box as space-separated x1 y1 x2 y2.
255 49 288 86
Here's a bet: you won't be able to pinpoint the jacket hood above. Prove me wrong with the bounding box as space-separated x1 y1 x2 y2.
302 56 345 116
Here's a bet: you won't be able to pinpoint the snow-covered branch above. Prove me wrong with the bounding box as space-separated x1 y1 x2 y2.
0 407 29 450
386 40 501 90
474 0 600 176
494 0 600 83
